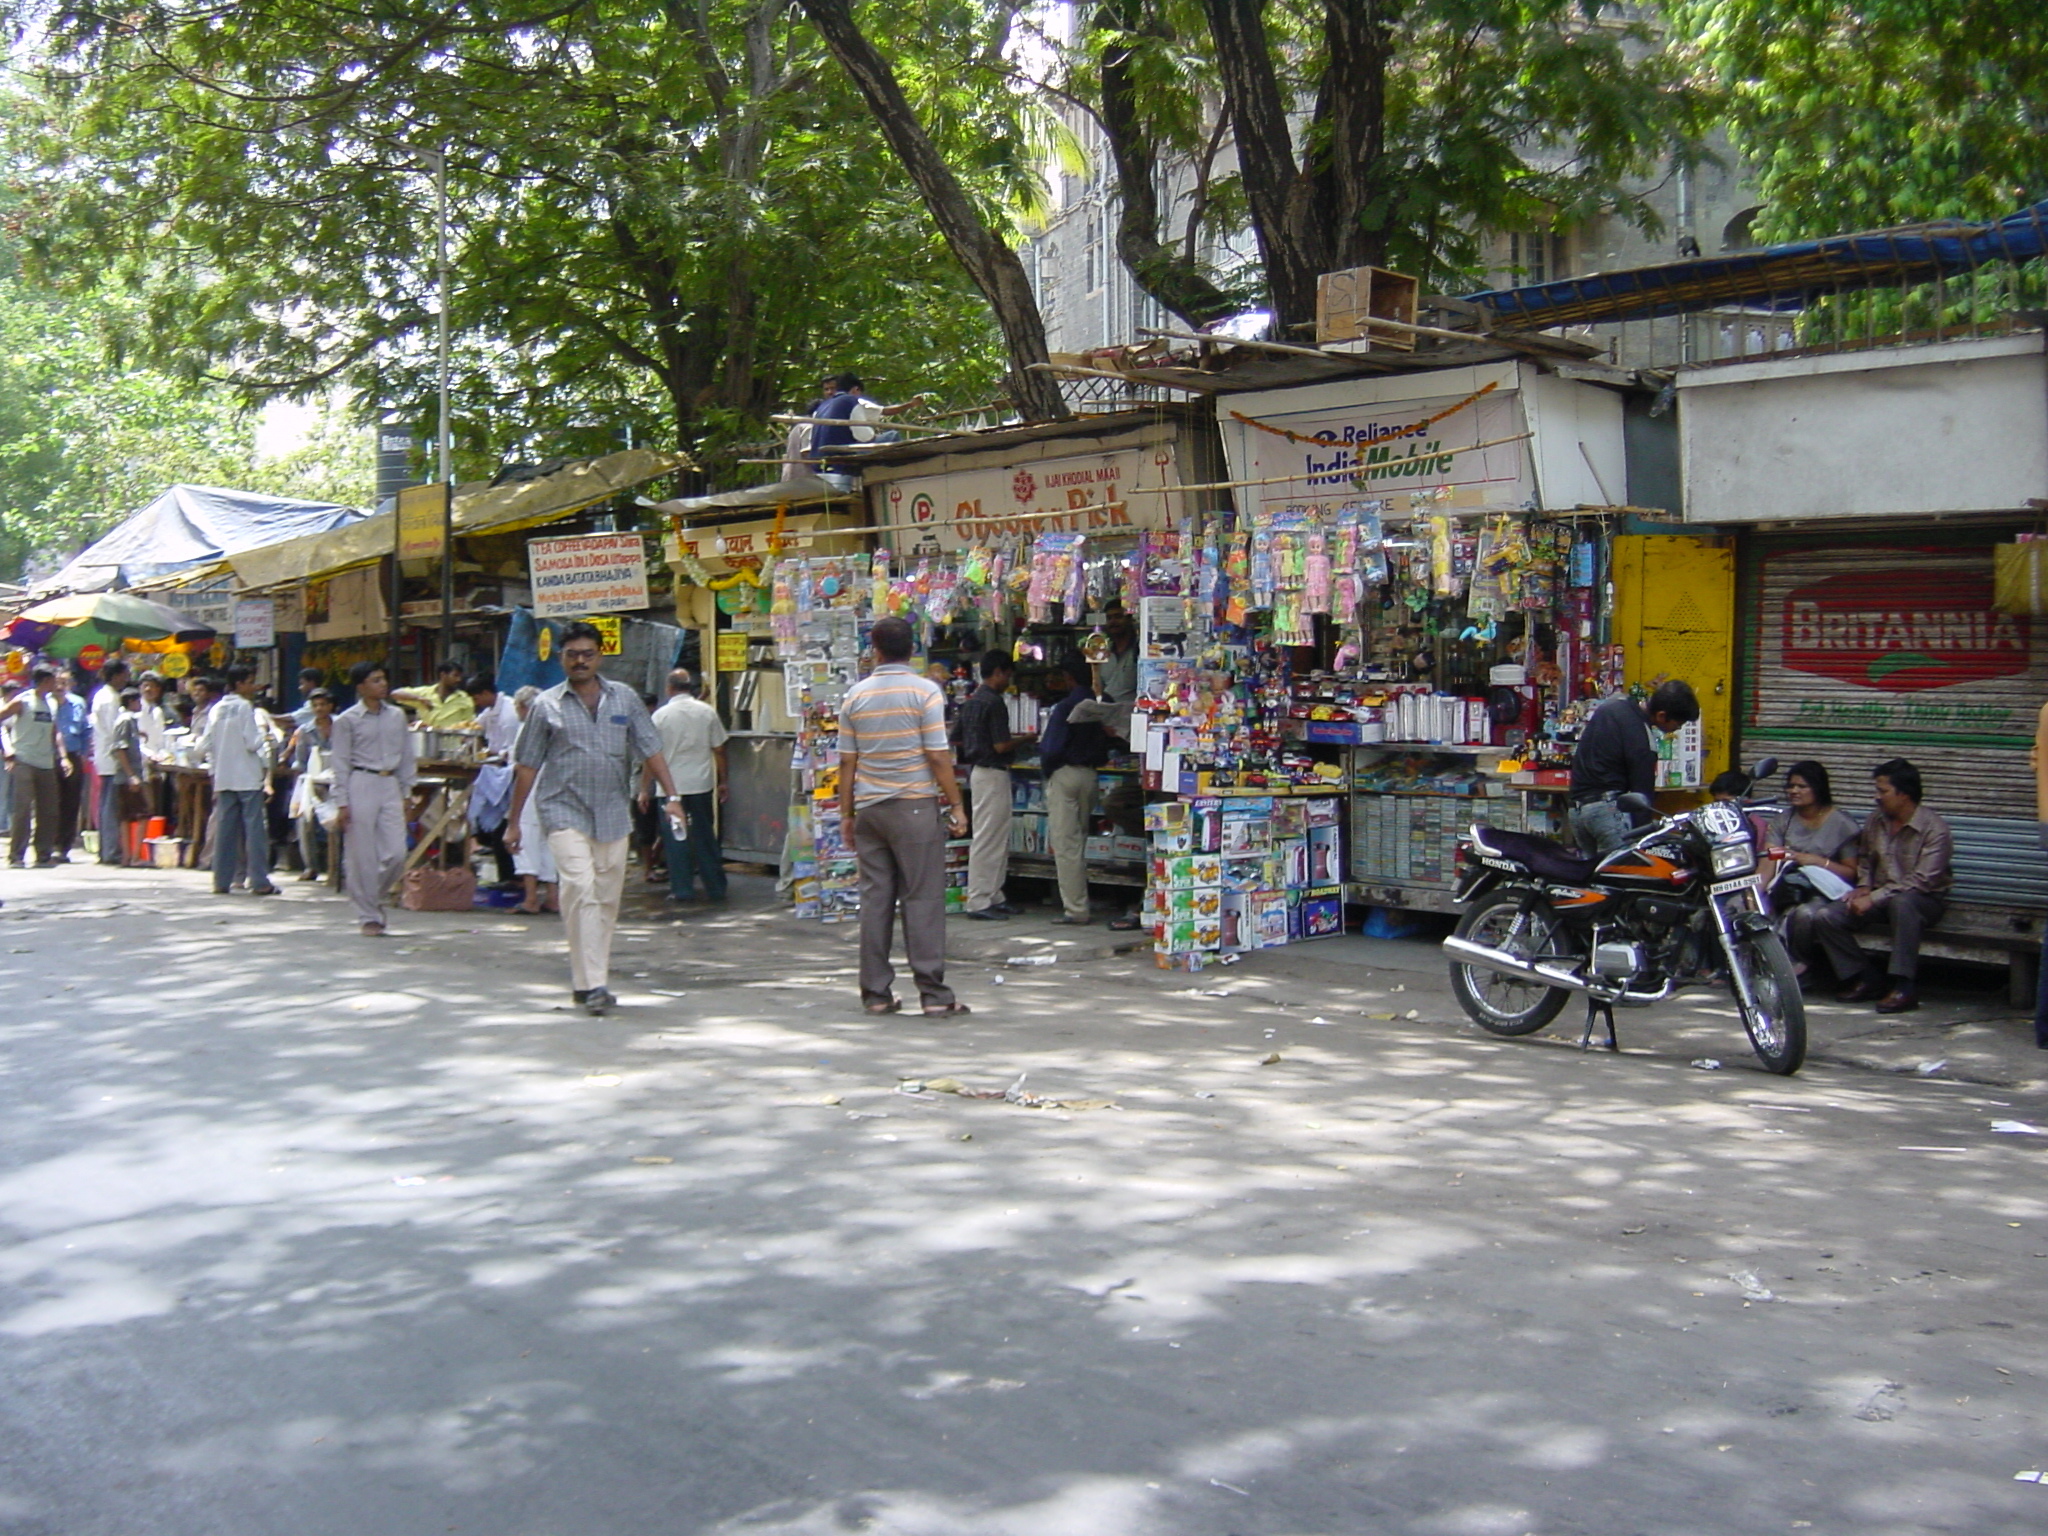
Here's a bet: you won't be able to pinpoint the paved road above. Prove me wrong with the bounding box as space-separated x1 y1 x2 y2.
1 865 2044 1535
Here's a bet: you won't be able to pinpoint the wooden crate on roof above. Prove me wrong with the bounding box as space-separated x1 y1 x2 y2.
1316 266 1420 349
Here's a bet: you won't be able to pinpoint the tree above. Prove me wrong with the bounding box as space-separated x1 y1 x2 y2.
794 0 1070 421
1672 0 2048 240
1131 0 1713 332
5 1 1010 468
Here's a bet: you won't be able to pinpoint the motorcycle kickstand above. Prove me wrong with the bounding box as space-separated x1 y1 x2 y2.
1579 994 1619 1053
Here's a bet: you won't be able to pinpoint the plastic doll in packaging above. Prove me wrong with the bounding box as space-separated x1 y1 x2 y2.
1250 528 1275 609
1304 529 1331 614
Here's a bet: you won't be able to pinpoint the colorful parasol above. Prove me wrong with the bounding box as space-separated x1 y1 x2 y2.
5 592 217 658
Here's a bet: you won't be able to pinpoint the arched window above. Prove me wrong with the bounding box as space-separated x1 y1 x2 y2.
1723 207 1763 252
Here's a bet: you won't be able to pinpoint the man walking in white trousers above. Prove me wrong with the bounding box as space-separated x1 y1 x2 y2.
330 660 415 936
506 622 682 1016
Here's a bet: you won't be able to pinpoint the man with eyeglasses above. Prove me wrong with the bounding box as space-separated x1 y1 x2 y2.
506 621 683 1015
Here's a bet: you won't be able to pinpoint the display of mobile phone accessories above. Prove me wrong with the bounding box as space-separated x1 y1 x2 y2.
869 549 891 614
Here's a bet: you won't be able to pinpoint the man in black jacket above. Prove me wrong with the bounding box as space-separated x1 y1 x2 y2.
1567 680 1701 855
955 649 1018 919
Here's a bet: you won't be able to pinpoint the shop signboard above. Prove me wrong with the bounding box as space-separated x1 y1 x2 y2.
586 615 624 655
527 532 650 619
165 579 234 636
397 483 448 561
1216 371 1530 525
873 444 1180 556
1742 537 2045 819
233 597 276 649
715 631 750 673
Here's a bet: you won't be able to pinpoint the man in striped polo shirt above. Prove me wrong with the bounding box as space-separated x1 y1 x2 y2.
837 616 970 1016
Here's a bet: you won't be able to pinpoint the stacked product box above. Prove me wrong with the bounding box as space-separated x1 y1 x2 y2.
1144 794 1345 968
1350 793 1530 890
944 837 970 913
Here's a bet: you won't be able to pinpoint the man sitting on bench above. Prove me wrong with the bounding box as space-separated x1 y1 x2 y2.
1789 757 1953 1015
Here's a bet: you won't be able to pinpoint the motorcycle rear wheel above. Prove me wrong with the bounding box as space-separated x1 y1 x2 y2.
1450 888 1577 1036
1729 929 1806 1075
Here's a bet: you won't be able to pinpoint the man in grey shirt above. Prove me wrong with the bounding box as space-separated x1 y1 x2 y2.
507 621 683 1015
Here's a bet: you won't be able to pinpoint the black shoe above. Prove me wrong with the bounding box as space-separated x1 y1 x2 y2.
1050 914 1094 926
1838 973 1888 1004
34 859 61 869
572 989 592 1004
964 907 1009 920
993 901 1024 915
585 986 616 1016
1874 982 1920 1014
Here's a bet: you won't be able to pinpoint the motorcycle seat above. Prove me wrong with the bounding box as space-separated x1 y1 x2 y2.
1477 827 1599 885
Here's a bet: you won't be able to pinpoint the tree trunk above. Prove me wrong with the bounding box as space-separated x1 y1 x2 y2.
1314 0 1392 272
1197 0 1324 332
795 0 1070 421
1094 1 1243 327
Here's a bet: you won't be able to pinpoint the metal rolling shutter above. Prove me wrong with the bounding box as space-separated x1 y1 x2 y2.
1737 532 2041 822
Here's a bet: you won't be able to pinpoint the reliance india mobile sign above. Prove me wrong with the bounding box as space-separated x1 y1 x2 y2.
528 532 650 620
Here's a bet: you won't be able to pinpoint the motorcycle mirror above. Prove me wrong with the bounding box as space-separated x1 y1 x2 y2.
1616 792 1655 817
1750 756 1779 781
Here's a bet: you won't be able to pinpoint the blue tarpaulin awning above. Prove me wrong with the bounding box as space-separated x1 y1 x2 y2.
1463 200 2048 332
46 484 368 592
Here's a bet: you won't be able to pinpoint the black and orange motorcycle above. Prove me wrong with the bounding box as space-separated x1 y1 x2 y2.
1441 762 1805 1075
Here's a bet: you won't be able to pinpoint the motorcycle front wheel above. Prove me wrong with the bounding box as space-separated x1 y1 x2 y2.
1449 888 1577 1036
1728 928 1806 1075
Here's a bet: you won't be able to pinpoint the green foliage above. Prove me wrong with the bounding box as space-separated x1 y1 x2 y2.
5 0 1011 473
1070 0 1713 309
0 264 267 580
1673 0 2048 240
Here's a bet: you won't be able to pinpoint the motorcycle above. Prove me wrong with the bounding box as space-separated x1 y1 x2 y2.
1440 760 1806 1075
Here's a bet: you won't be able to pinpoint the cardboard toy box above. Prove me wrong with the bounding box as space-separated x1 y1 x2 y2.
1307 825 1343 885
1248 891 1291 948
1298 884 1345 939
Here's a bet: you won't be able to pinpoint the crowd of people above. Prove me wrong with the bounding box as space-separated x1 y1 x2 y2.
0 628 734 1016
0 641 2026 1045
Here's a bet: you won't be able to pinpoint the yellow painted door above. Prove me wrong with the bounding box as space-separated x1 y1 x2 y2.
1609 534 1736 793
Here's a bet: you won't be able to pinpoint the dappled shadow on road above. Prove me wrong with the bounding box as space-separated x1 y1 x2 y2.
0 865 2045 1534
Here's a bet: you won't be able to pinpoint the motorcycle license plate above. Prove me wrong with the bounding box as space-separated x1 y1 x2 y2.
1709 875 1763 897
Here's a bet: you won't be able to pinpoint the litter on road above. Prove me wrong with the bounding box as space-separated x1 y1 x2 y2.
895 1072 1117 1111
1991 1120 2046 1135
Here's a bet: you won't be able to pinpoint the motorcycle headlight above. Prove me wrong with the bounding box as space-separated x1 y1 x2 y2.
1711 841 1756 876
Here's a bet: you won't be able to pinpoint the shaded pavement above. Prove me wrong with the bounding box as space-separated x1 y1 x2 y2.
0 861 2044 1535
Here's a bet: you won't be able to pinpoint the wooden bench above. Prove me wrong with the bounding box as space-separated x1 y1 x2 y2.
1845 816 2045 1006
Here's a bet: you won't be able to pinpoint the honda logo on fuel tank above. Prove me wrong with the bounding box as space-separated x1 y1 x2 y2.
1782 567 2030 692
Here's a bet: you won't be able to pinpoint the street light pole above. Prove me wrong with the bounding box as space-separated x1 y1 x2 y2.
434 147 454 671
